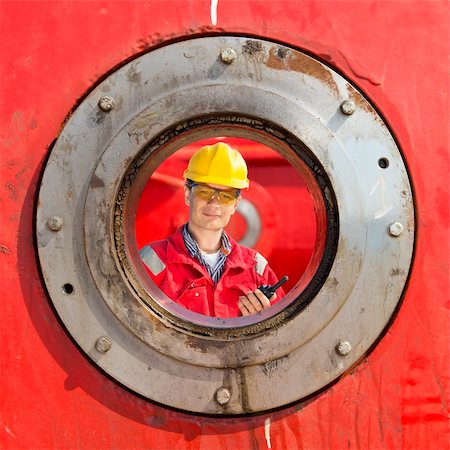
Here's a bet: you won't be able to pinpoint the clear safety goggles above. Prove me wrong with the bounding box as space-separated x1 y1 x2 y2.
190 184 240 205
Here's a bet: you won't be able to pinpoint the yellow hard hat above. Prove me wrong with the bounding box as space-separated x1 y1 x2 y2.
183 142 250 189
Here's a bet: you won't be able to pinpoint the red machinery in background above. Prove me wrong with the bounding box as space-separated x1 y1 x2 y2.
1 1 449 449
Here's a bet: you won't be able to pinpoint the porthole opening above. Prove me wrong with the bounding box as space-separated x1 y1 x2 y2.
135 137 317 296
115 115 339 334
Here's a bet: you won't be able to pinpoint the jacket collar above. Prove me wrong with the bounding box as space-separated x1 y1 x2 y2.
165 226 253 270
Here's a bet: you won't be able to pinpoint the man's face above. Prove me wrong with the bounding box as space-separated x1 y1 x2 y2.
184 183 240 232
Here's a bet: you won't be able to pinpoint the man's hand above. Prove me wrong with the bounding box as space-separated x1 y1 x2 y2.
238 289 276 316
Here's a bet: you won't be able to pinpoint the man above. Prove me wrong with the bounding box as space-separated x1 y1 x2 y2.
140 142 284 318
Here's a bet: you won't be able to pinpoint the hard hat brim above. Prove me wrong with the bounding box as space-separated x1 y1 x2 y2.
183 170 249 189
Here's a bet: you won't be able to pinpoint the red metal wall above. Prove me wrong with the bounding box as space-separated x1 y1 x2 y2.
1 1 449 448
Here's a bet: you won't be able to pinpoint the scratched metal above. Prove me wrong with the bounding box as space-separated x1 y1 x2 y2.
36 36 415 414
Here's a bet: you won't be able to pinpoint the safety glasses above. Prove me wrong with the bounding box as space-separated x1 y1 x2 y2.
190 184 240 205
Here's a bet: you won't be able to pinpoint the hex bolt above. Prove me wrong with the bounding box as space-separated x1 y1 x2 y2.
215 387 231 405
221 48 237 64
336 341 352 356
47 216 63 232
95 336 112 353
388 222 404 237
98 96 115 112
340 99 356 115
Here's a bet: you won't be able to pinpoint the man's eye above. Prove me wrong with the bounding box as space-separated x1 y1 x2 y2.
197 188 212 195
221 193 235 201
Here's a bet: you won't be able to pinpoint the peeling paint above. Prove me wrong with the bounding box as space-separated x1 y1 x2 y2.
0 244 11 255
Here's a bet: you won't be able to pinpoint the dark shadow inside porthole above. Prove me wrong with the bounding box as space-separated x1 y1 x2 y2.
115 115 338 336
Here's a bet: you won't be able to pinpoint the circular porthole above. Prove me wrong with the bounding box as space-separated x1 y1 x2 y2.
36 36 414 414
112 117 337 338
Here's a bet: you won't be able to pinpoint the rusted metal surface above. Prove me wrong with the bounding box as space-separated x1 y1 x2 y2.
1 0 448 447
266 45 338 93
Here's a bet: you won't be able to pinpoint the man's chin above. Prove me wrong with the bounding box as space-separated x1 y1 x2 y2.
199 220 226 231
204 222 223 230
190 216 230 232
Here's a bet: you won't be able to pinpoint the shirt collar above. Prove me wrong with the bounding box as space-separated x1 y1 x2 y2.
165 225 253 270
182 223 231 258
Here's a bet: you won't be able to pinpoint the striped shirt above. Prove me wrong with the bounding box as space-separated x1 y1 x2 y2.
182 223 231 285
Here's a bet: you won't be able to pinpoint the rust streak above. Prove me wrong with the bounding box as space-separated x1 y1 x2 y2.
348 85 380 118
266 47 338 94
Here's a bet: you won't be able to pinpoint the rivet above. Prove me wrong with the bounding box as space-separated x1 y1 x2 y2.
336 341 352 356
388 222 404 237
47 216 63 231
221 48 237 64
95 336 112 353
340 100 356 115
98 96 115 112
215 387 231 405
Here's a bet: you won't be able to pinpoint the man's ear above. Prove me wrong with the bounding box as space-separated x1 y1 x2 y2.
184 186 190 206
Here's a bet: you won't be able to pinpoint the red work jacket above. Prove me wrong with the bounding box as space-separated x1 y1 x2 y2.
140 227 283 318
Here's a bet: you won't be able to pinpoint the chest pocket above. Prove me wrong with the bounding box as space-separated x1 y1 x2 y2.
176 281 209 315
222 269 258 294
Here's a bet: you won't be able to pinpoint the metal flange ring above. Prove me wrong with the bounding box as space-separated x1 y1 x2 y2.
36 36 414 414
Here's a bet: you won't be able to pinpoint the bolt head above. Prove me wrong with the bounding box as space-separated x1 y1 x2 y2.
47 216 63 231
388 222 404 237
95 336 112 353
98 96 115 112
340 100 356 115
336 341 352 356
221 48 237 64
215 387 231 405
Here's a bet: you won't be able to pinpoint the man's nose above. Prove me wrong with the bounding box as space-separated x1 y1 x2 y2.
207 195 220 204
207 192 221 204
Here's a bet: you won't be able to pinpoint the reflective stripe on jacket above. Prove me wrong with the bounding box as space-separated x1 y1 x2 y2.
140 227 283 318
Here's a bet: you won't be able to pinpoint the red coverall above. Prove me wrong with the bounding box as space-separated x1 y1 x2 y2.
140 227 283 318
